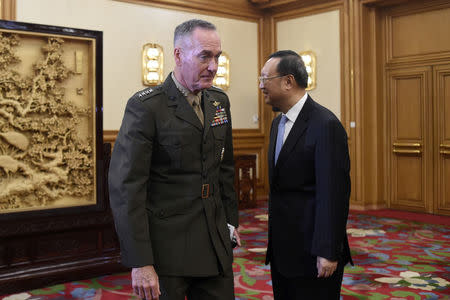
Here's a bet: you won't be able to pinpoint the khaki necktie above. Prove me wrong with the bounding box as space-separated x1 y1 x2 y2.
189 94 204 126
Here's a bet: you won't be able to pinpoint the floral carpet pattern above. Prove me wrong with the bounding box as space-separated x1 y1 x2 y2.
2 206 450 300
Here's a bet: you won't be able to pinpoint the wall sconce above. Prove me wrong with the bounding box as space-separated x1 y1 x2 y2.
299 51 316 90
142 43 164 86
213 51 230 90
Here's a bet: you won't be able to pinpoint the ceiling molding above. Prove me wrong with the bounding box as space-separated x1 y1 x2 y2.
250 0 297 9
113 0 263 21
248 0 270 4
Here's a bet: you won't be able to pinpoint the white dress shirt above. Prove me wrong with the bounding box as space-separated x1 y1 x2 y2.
281 92 308 143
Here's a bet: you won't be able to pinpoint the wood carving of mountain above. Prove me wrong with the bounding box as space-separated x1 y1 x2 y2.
0 32 94 212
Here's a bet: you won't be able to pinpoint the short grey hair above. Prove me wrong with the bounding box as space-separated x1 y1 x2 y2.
174 19 216 47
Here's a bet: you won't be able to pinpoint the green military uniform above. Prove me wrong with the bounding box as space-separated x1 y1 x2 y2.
108 74 238 297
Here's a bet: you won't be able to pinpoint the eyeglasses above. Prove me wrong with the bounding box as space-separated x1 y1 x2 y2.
258 74 289 84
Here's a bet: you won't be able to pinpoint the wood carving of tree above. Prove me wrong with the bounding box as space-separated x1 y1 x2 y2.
0 32 94 210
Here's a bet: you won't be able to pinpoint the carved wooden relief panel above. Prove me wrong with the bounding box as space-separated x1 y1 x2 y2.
0 20 102 213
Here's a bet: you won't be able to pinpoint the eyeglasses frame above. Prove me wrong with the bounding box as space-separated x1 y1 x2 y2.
258 74 291 84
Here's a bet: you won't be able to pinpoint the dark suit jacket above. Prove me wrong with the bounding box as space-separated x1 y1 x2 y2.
265 95 352 278
109 74 238 277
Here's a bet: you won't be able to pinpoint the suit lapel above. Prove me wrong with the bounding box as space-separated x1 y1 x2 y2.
275 96 315 168
165 77 203 131
268 115 280 182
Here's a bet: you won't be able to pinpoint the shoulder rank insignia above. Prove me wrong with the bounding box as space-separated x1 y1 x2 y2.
138 88 153 98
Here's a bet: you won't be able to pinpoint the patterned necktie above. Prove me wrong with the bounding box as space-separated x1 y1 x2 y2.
274 115 288 165
189 94 204 126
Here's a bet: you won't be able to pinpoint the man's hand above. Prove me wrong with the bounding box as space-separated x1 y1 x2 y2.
131 265 161 300
316 256 338 278
233 226 242 247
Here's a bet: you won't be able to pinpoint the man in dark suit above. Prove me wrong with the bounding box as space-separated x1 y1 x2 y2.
261 50 352 299
108 19 240 300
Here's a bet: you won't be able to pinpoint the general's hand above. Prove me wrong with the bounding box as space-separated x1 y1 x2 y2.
316 256 338 278
233 226 242 247
131 265 161 300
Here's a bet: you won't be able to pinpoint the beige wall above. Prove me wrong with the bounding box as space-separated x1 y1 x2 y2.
16 0 259 129
277 9 341 119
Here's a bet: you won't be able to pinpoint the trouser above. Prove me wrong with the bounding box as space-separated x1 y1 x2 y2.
270 259 345 300
157 269 234 300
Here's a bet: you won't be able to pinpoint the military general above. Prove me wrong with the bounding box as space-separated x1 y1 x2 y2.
109 19 240 300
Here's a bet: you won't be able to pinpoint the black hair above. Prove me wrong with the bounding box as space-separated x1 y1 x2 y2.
269 50 308 88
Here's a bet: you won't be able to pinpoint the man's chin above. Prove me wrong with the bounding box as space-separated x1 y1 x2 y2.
199 80 214 89
271 106 281 112
264 99 279 111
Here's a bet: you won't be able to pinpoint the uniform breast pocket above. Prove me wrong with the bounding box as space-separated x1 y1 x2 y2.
212 127 226 161
158 135 184 170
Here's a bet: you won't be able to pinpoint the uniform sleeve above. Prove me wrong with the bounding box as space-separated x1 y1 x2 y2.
108 97 155 267
219 96 239 227
311 118 351 261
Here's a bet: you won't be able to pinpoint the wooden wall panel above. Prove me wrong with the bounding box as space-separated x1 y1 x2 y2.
0 0 15 20
387 66 433 213
390 6 450 59
385 1 450 65
435 64 450 215
394 77 422 139
395 156 424 207
442 159 450 213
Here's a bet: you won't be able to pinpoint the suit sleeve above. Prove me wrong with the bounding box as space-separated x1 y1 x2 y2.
311 118 351 261
108 97 155 267
219 96 239 227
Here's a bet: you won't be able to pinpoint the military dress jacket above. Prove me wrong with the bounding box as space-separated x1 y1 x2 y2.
108 74 238 277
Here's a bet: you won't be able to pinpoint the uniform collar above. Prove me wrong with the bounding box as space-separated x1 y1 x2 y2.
171 72 202 105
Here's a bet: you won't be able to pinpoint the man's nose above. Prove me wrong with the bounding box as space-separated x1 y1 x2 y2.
259 81 264 89
208 58 218 71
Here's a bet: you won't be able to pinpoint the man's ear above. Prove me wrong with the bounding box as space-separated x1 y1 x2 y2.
284 74 295 90
174 47 182 67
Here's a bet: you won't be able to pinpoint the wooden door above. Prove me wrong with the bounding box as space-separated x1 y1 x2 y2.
387 66 433 213
434 64 450 215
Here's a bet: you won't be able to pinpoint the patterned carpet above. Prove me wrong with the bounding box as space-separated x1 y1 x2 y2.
2 205 450 300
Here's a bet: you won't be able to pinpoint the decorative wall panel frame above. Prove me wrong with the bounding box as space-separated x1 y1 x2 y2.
0 21 125 295
0 20 103 216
